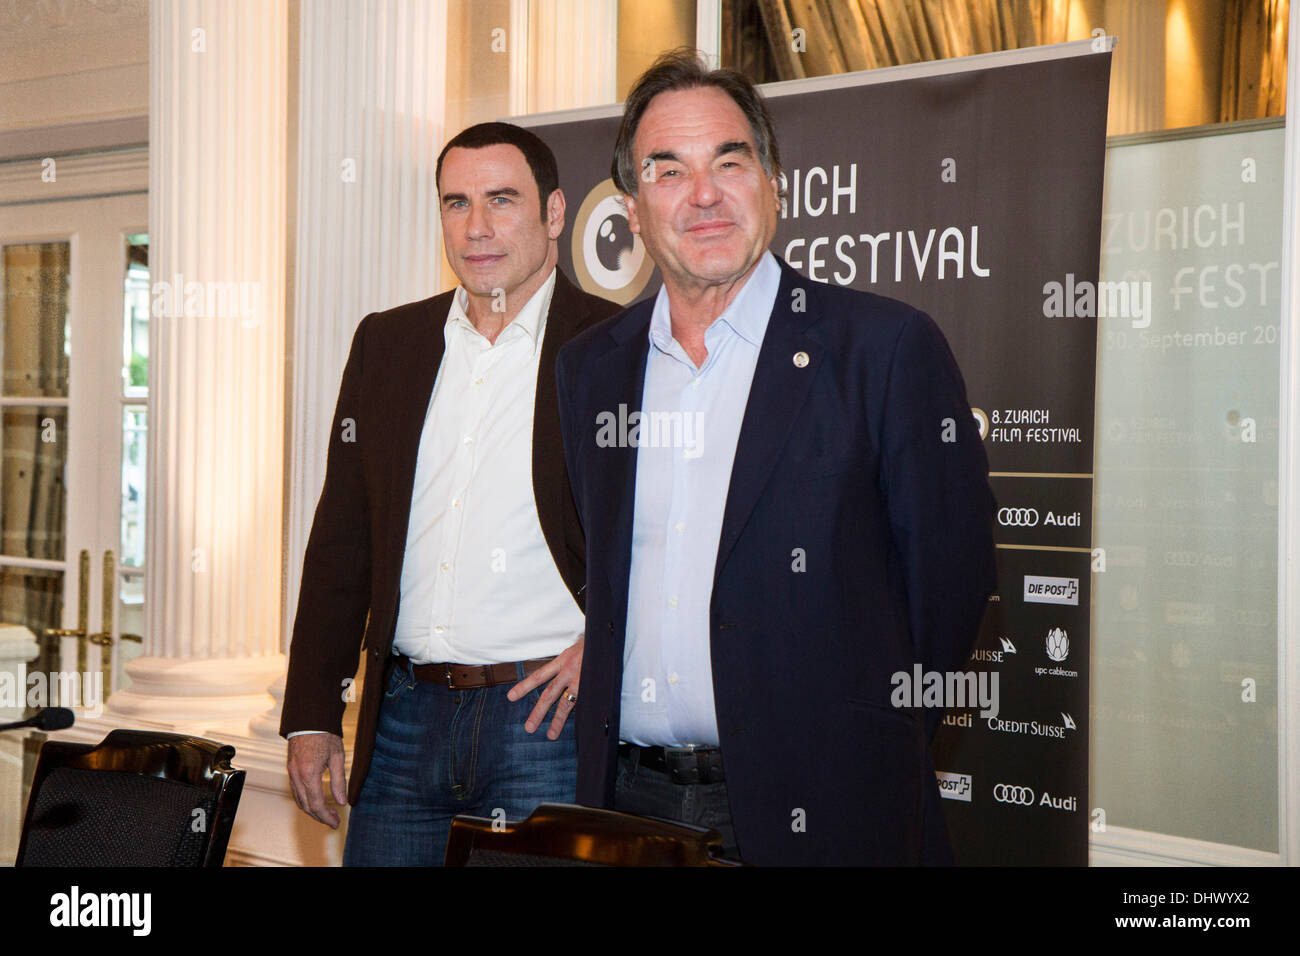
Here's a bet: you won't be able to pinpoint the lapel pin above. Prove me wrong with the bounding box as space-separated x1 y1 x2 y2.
793 351 809 368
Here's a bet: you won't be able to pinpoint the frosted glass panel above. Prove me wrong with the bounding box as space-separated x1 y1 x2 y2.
1093 125 1282 852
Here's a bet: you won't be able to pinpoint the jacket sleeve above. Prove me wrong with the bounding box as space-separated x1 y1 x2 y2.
879 311 998 742
280 314 375 738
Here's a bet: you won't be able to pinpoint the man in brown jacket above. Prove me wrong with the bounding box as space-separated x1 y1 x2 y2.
281 122 620 865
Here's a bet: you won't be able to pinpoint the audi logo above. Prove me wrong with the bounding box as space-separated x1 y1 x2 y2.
998 507 1039 527
994 784 1035 805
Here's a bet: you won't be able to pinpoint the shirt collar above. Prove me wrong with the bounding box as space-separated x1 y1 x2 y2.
648 250 781 353
447 266 557 353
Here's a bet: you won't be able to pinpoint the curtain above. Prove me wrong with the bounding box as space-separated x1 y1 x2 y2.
754 0 1074 80
748 0 1289 126
1221 0 1289 121
0 243 69 640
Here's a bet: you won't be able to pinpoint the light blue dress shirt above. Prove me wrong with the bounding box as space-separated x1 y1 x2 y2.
620 251 781 747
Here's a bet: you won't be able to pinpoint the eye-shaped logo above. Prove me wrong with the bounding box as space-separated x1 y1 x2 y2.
571 178 656 305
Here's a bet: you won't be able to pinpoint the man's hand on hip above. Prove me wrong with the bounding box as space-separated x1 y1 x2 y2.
508 634 583 740
287 732 347 828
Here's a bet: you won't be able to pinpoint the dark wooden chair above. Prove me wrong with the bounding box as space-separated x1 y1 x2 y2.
444 802 744 866
15 729 245 867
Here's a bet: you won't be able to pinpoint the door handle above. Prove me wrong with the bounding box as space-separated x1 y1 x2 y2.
84 549 118 702
41 550 90 706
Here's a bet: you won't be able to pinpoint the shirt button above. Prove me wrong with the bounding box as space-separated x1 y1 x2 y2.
463 436 473 445
668 597 678 609
440 562 451 572
691 378 701 388
674 522 686 533
452 498 461 508
668 672 679 685
474 377 485 385
434 625 445 634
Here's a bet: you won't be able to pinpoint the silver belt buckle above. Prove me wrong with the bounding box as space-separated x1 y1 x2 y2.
664 743 716 783
664 743 704 756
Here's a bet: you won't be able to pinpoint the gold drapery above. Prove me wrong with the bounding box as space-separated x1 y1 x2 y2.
755 0 1074 79
1221 0 1289 121
1 242 70 637
748 0 1289 125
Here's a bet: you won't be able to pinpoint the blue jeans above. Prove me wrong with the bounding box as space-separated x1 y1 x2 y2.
343 656 577 866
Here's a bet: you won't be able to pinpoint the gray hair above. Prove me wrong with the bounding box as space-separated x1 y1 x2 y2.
611 47 782 197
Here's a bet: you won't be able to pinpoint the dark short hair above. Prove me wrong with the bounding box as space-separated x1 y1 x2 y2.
612 47 782 196
436 122 560 222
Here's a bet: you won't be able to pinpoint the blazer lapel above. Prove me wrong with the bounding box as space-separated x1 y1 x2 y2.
714 263 823 583
385 293 450 572
590 307 652 625
533 269 596 602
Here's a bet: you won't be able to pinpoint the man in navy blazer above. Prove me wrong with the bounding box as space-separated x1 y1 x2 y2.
556 50 997 866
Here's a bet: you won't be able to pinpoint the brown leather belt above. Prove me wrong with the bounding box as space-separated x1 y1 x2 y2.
391 652 553 689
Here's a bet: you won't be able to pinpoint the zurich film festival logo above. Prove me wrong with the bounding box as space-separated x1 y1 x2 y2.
571 179 656 305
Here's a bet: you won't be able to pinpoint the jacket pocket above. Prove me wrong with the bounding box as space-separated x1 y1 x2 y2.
846 696 921 727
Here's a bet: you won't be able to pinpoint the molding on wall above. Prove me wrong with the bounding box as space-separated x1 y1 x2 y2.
0 146 146 205
1090 825 1280 867
0 115 147 162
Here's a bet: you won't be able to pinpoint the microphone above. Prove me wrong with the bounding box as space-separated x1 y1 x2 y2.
0 708 76 733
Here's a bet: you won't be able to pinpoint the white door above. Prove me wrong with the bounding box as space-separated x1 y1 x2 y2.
0 189 148 709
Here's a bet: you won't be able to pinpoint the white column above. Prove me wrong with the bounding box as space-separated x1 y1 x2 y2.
250 0 448 738
521 0 618 115
0 624 40 721
107 0 289 725
0 625 40 863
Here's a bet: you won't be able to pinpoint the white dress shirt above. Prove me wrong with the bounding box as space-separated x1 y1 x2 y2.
390 268 583 665
619 252 781 747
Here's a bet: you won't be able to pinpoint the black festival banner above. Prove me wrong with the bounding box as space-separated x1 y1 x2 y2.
520 40 1112 865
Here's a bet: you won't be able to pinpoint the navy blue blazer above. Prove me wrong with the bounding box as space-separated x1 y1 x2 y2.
555 257 997 865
